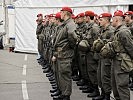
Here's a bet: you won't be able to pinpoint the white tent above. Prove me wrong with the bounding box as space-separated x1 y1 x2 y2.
13 0 133 53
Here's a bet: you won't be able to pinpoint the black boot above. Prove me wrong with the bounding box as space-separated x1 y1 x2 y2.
53 95 63 100
51 90 61 97
82 87 94 93
87 85 100 98
46 71 54 77
43 67 50 73
76 79 85 86
48 76 55 81
50 88 58 93
79 85 89 90
103 94 110 100
92 88 105 100
72 75 80 81
50 80 57 84
62 95 70 100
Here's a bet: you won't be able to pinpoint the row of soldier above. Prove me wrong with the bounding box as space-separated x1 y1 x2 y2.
36 7 133 100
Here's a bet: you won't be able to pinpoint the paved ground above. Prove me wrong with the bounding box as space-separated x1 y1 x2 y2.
0 50 132 100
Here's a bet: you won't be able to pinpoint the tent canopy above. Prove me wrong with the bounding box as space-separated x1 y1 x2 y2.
14 0 133 7
13 0 133 53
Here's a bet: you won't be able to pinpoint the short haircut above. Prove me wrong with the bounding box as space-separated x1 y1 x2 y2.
90 16 94 20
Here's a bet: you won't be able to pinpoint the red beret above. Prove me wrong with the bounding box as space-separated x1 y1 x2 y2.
49 14 55 17
61 6 73 14
55 12 61 19
99 13 112 18
124 11 133 16
71 14 76 19
76 13 85 18
85 11 95 17
37 13 43 17
113 10 124 17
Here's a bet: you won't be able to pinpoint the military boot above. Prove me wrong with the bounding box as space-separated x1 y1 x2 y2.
50 80 57 84
82 87 94 93
76 79 85 86
62 95 70 100
103 93 110 100
48 76 55 81
92 88 105 100
43 64 50 73
87 85 100 98
72 75 80 81
53 95 63 100
129 78 133 91
51 90 61 97
79 85 89 90
46 71 54 77
50 88 58 93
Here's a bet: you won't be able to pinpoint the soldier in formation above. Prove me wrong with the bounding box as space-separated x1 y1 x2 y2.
36 8 133 100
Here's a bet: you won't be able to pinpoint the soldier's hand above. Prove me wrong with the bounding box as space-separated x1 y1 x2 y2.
52 56 56 62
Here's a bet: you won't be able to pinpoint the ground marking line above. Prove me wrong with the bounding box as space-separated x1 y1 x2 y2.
22 65 27 75
22 80 29 100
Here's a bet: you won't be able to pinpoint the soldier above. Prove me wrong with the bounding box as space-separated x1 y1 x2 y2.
111 10 133 100
52 6 78 100
93 13 114 100
74 12 93 93
84 11 100 98
36 13 44 60
50 12 64 100
124 11 133 90
124 11 133 35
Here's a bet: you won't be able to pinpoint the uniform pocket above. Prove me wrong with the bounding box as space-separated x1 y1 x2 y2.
120 53 133 72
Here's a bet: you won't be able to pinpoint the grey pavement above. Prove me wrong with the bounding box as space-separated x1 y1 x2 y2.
0 50 132 100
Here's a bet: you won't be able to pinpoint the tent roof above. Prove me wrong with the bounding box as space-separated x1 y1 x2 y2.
14 0 133 8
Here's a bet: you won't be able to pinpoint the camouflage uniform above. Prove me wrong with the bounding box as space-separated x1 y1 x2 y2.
111 25 133 100
85 22 100 96
53 18 78 96
36 22 44 57
98 25 114 95
75 22 89 82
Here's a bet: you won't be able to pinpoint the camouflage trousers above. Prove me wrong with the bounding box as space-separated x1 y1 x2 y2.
56 58 72 96
97 58 111 94
38 39 44 56
112 58 130 100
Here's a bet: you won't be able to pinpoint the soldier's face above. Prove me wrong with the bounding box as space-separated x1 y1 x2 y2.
77 17 84 23
61 11 66 20
112 17 117 27
38 16 43 21
85 16 90 23
124 15 131 23
99 18 107 27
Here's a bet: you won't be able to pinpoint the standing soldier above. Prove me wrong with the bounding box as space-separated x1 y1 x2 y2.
36 13 44 60
52 7 78 100
93 13 114 100
124 11 133 35
75 13 93 93
83 11 100 98
110 10 133 100
124 11 133 90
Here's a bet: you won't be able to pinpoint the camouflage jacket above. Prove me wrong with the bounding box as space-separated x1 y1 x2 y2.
36 22 43 37
100 24 115 43
76 22 87 40
53 18 78 58
112 25 133 59
85 22 100 48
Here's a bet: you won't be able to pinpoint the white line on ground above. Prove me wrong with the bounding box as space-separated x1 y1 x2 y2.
22 65 27 75
24 54 28 61
22 80 29 100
